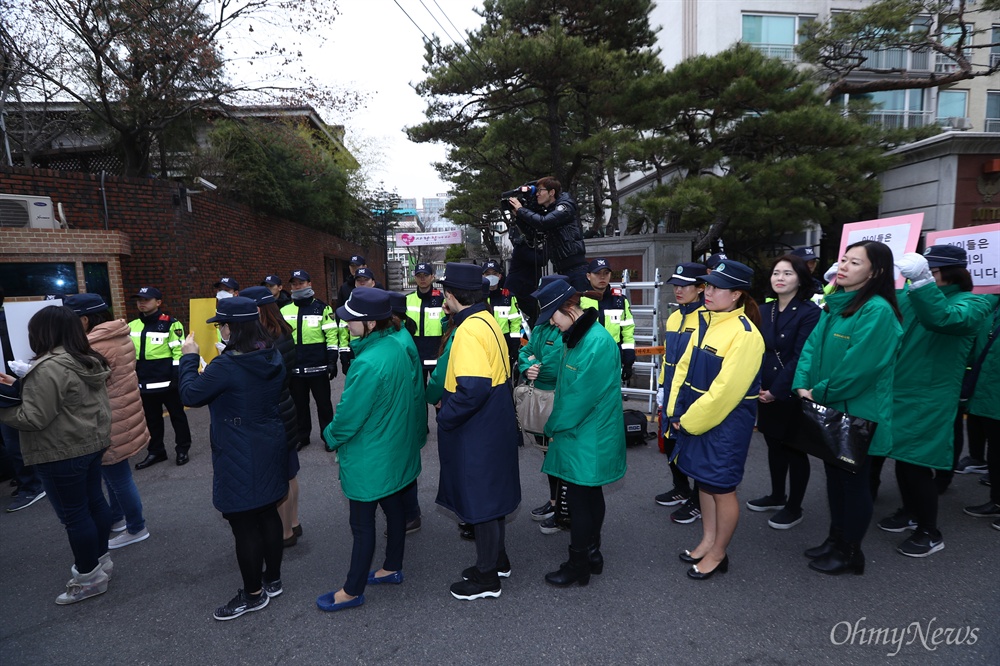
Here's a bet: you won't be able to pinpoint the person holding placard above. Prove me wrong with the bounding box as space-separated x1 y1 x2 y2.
793 241 903 576
871 246 992 557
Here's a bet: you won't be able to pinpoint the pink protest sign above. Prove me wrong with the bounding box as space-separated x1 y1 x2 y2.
926 223 1000 294
838 214 923 288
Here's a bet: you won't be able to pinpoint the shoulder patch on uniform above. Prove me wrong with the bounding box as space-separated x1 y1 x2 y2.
556 204 567 211
159 314 171 321
739 315 751 332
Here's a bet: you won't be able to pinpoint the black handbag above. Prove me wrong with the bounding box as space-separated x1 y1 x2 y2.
791 398 876 474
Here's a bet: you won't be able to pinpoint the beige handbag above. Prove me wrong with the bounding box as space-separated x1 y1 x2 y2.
513 381 554 435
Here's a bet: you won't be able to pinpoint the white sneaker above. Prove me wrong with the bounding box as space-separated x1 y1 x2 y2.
110 519 127 532
99 552 114 580
108 528 150 550
56 563 109 605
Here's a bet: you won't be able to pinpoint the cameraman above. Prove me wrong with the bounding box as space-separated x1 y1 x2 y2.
508 177 588 292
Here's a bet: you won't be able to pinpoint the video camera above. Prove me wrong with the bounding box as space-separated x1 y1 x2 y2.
499 181 546 248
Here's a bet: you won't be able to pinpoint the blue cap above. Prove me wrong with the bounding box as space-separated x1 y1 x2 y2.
134 286 162 300
337 288 392 321
791 247 817 260
214 277 239 291
531 279 576 324
240 286 276 305
482 260 503 274
388 291 407 315
350 255 366 265
290 269 311 282
207 297 260 323
262 275 281 286
414 263 433 276
705 253 727 269
355 267 375 281
666 262 709 286
700 260 753 290
440 263 484 291
64 293 108 316
923 245 967 268
587 258 611 273
538 274 568 287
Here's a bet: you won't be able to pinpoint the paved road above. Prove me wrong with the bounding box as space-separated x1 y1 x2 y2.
1 380 997 665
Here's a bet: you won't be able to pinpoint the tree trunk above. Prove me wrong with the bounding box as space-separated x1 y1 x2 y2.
591 160 604 236
606 163 619 235
121 131 151 178
693 214 728 256
546 93 563 184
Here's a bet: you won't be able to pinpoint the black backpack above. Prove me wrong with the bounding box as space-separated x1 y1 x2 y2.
623 410 649 447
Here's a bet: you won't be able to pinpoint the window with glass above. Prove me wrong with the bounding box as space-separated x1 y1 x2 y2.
936 23 973 72
741 14 814 61
849 89 928 128
0 262 79 298
83 262 113 317
992 26 1000 68
987 91 1000 133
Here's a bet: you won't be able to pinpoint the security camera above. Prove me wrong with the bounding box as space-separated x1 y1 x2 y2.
195 177 218 191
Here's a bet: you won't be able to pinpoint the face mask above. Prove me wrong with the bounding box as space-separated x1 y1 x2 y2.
216 290 234 300
485 275 500 287
291 287 315 300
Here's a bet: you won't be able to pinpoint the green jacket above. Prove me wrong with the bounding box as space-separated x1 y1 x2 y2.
322 330 423 502
425 333 454 406
965 294 1000 420
793 290 902 456
874 284 992 469
517 321 563 391
542 310 626 487
391 325 429 453
0 347 111 466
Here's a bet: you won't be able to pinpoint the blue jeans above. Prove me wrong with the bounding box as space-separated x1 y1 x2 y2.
102 459 146 534
1 423 42 495
35 450 113 573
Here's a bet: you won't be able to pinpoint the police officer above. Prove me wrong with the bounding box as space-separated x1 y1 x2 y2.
483 261 522 371
215 277 240 299
130 287 193 469
405 263 446 380
262 275 292 309
791 247 825 296
281 269 338 451
580 258 636 382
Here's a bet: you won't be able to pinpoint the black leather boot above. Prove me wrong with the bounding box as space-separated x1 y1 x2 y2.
809 542 865 575
544 546 591 587
804 527 843 559
589 536 603 575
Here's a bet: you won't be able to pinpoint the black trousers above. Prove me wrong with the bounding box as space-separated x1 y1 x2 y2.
895 460 940 536
663 437 692 492
474 517 506 573
223 502 283 593
141 388 191 457
344 488 406 597
763 431 811 512
565 483 606 550
289 373 333 444
967 412 993 464
825 458 873 544
971 414 1000 504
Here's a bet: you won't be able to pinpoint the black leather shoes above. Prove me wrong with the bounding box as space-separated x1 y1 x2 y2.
678 549 703 564
135 453 167 470
687 555 729 580
176 452 190 466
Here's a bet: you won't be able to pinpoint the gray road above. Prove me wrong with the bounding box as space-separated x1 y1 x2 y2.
1 380 997 665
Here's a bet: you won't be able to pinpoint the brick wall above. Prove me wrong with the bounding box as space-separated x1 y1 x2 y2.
0 167 384 328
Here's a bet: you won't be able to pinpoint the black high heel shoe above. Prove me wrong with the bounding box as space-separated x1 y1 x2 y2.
678 550 703 564
686 555 729 580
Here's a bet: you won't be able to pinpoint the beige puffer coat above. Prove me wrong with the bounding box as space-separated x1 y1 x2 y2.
88 320 150 464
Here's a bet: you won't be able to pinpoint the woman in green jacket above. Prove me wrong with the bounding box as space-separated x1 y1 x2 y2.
793 240 903 576
962 293 1000 530
317 289 424 612
519 274 567 526
532 279 626 588
873 246 992 557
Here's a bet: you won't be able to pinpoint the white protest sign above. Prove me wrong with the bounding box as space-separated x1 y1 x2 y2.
926 223 1000 294
4 300 64 367
839 214 923 288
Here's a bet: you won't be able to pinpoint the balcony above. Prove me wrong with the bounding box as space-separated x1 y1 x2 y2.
747 42 799 62
986 118 1000 133
859 48 929 72
935 52 971 73
865 110 933 129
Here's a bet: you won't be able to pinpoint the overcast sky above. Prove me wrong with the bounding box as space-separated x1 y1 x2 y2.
318 1 485 204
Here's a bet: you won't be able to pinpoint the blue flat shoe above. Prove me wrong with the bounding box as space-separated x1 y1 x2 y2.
316 591 365 612
367 570 404 585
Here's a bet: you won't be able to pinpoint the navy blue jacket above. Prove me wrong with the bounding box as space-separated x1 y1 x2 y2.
178 347 288 513
759 299 821 400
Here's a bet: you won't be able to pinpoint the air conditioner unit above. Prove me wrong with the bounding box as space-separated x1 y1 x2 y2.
0 194 57 229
